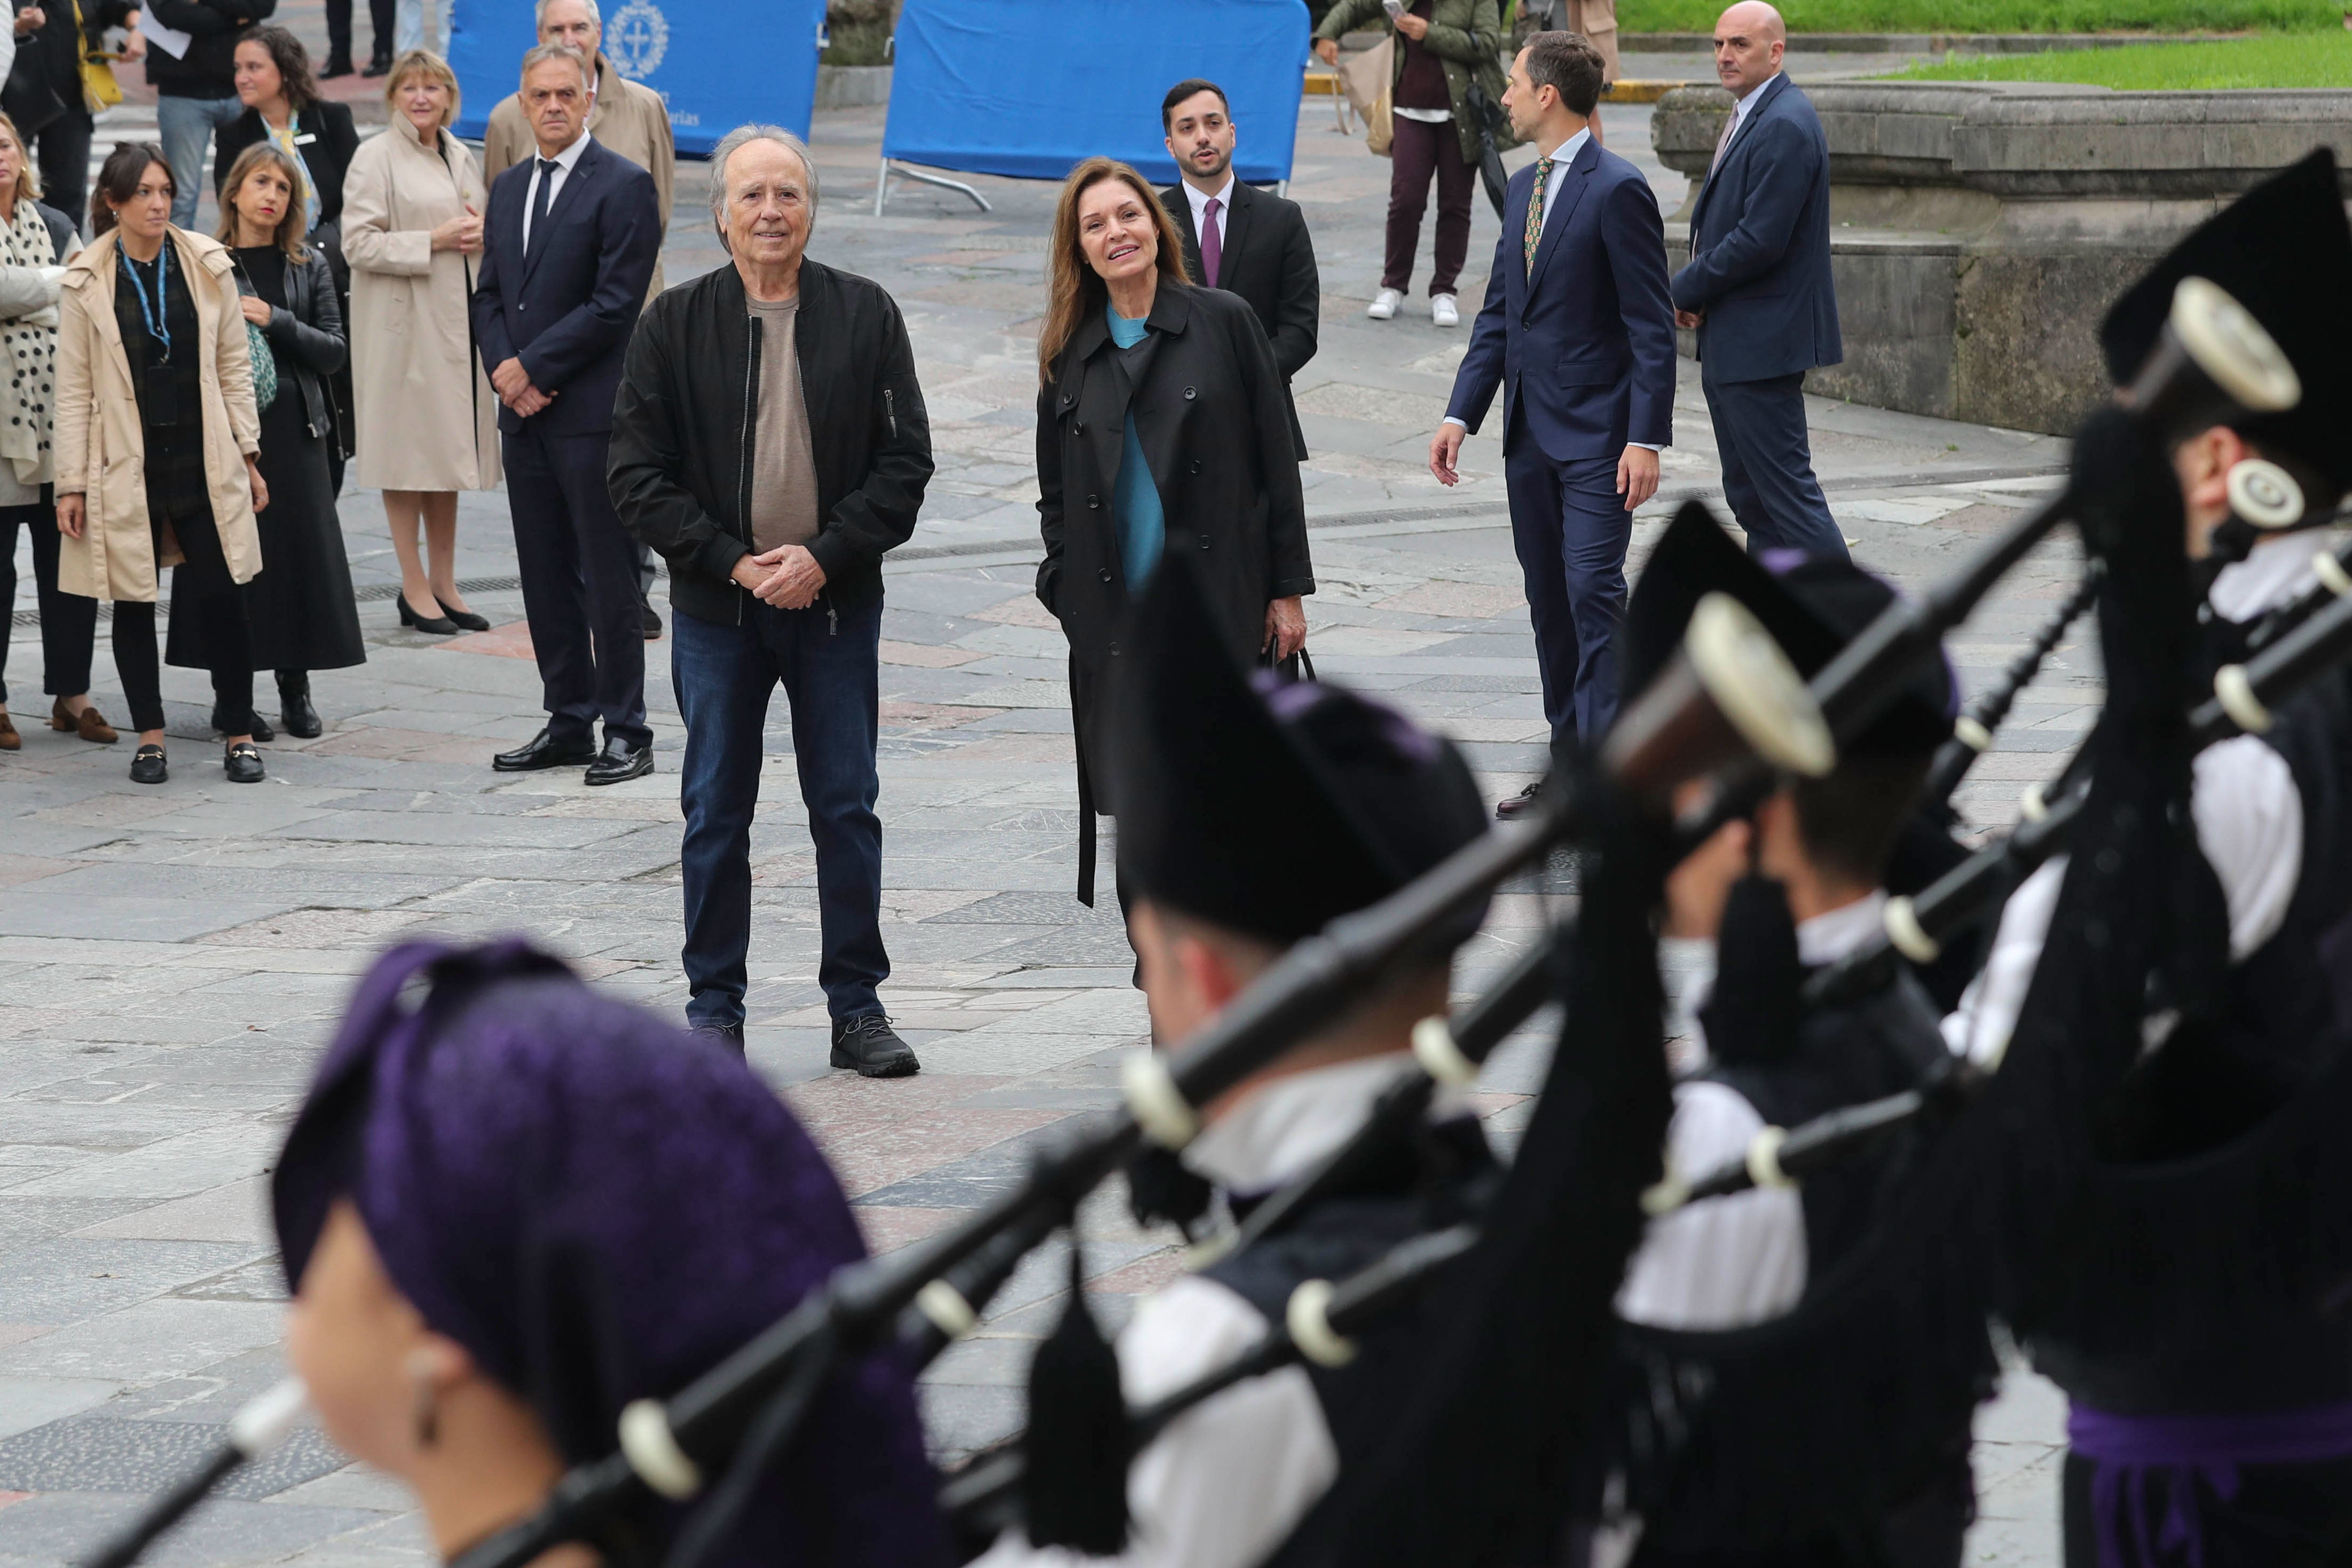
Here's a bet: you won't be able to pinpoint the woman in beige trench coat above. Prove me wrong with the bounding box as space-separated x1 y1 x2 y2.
342 49 501 637
55 143 268 787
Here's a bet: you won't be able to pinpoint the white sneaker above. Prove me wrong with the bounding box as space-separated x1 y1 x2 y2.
1366 288 1403 320
1431 293 1460 328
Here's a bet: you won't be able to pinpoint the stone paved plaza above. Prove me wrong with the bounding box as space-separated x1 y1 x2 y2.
1 75 2095 1568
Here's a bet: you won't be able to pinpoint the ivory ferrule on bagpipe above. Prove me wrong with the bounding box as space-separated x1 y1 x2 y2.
81 272 2306 1568
78 1380 308 1568
1654 580 2352 1215
1920 565 2104 810
939 1224 1488 1534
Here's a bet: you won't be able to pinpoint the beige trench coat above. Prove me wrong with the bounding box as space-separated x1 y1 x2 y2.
53 227 262 604
343 115 502 492
482 53 675 304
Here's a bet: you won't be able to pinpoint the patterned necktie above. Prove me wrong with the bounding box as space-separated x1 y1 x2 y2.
528 158 559 258
1523 155 1552 278
1201 196 1223 288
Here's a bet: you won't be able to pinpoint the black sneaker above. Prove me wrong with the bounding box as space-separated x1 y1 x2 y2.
831 1014 919 1077
689 1020 745 1052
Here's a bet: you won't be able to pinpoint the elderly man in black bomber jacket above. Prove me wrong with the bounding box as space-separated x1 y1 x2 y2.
608 123 932 1075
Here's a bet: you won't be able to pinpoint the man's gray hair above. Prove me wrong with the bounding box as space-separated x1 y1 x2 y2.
519 40 593 91
709 124 819 250
533 0 600 30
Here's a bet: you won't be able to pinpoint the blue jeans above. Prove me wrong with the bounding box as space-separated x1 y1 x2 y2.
155 94 245 228
674 594 888 1031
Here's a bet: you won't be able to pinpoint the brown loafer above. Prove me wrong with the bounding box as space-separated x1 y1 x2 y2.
0 711 17 750
51 697 119 744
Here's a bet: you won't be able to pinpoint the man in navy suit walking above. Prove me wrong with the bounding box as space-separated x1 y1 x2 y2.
1430 30 1675 819
1672 1 1846 561
472 42 663 786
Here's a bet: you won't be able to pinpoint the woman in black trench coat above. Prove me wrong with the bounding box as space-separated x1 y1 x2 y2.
1034 156 1315 909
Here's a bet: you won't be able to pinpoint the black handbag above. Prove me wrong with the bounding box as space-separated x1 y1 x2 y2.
1258 643 1317 684
0 27 65 141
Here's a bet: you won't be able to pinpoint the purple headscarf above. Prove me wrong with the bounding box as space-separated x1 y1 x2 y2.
272 940 947 1568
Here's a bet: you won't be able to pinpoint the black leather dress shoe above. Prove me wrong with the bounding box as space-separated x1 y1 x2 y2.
1495 780 1543 821
215 705 272 742
321 53 355 78
641 600 663 640
584 735 654 786
224 742 265 784
493 728 596 772
689 1020 745 1051
831 1014 920 1077
277 675 322 739
360 53 392 76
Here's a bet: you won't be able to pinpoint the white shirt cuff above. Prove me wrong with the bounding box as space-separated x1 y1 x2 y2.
1630 442 1664 451
1442 416 1467 429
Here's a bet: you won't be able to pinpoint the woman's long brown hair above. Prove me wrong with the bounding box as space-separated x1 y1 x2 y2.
214 143 311 261
1037 157 1191 382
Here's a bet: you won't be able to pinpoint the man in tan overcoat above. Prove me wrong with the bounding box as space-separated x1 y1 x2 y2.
481 0 674 305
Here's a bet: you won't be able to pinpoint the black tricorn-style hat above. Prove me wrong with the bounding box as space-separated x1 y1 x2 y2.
2099 148 2352 502
1112 555 1491 948
1619 502 1954 761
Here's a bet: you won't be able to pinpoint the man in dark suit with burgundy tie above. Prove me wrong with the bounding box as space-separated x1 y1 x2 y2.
473 42 663 785
1429 31 1675 818
1157 78 1320 460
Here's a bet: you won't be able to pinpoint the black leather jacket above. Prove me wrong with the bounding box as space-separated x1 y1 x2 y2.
233 245 344 444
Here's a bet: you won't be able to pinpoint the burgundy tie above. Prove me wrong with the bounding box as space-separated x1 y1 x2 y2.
1201 197 1223 288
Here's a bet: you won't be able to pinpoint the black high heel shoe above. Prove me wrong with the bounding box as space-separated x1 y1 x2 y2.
399 596 459 635
437 598 491 633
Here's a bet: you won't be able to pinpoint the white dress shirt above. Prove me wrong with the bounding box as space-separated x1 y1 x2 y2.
521 130 592 253
1182 174 1235 257
1941 537 2327 1066
1441 125 1663 452
1616 890 1893 1330
971 1054 1460 1568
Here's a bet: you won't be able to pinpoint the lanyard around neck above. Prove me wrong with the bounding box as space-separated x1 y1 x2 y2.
117 241 171 363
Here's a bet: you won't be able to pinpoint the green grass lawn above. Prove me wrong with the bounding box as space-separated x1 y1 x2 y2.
1878 30 2352 84
1618 0 2340 32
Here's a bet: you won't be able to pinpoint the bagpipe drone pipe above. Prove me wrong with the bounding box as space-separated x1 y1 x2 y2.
76 270 2305 1568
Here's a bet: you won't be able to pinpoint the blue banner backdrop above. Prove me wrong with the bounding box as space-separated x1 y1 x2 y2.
882 0 1308 185
447 0 825 157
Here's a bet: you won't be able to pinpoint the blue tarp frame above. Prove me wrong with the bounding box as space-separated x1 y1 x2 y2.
447 0 827 157
881 0 1309 189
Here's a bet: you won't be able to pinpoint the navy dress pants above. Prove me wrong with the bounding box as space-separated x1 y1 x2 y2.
1504 429 1632 747
1701 371 1848 561
503 426 650 750
673 595 889 1031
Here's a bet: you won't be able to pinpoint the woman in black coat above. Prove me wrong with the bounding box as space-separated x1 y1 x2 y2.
216 25 358 486
200 140 363 738
1035 156 1314 907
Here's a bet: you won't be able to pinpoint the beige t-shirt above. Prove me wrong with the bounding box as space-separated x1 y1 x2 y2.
747 295 821 554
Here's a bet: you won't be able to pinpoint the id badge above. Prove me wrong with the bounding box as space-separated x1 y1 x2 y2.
143 363 178 427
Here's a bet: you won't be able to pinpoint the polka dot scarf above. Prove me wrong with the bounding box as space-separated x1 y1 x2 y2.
0 199 57 486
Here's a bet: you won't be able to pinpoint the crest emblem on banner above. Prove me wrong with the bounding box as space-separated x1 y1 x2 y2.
606 0 669 78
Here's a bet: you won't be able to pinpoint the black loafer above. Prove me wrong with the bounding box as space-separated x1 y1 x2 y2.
493 728 596 772
584 735 654 786
224 742 265 783
277 676 322 739
438 598 491 633
215 705 272 742
1494 780 1543 821
831 1014 919 1077
129 743 167 785
689 1020 746 1052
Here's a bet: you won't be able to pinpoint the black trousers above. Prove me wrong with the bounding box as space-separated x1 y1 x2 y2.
116 505 254 734
33 112 91 235
0 497 95 704
504 426 649 749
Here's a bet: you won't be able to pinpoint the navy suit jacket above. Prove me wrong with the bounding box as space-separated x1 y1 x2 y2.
1671 73 1842 384
1446 135 1676 464
471 136 661 438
